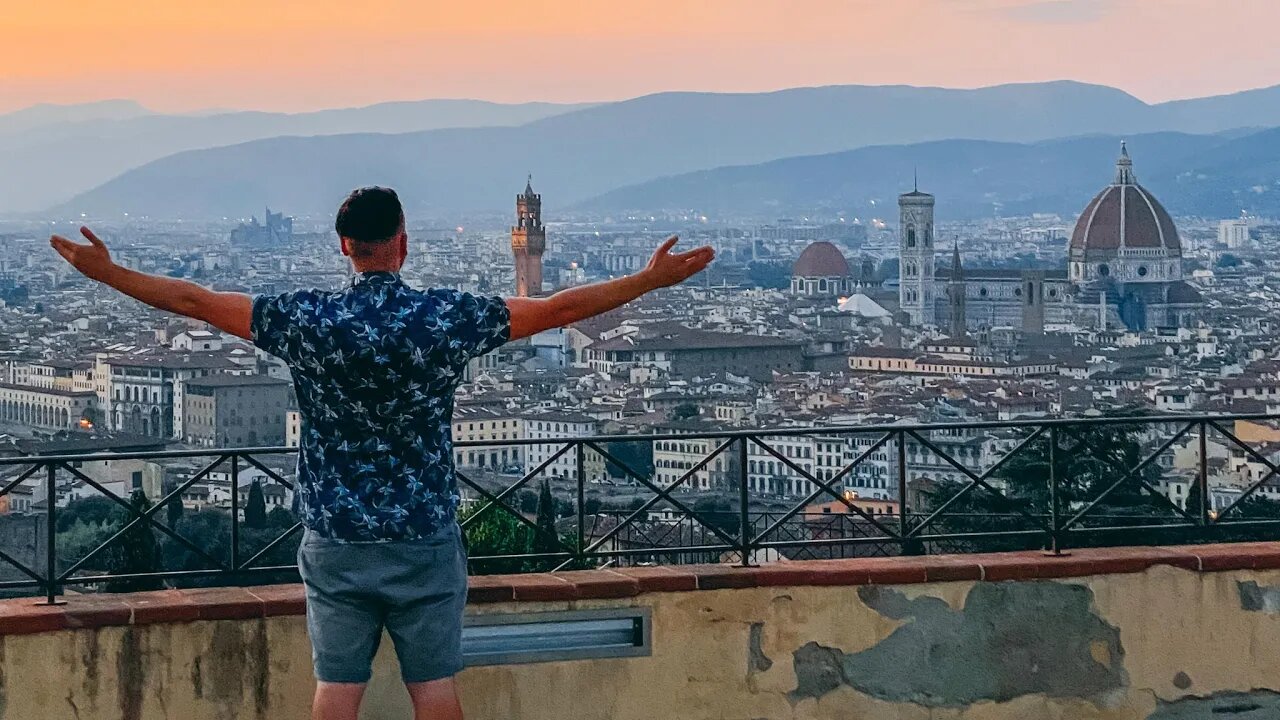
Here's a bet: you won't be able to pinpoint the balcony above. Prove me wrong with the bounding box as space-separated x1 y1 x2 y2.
1 413 1280 718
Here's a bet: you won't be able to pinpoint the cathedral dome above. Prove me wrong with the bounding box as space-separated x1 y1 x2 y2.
793 241 850 278
1070 143 1180 258
1068 143 1183 285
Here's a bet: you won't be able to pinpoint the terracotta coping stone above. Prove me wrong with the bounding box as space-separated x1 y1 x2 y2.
0 543 1266 636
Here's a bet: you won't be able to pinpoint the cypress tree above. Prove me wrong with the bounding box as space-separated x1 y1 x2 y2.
245 480 268 530
107 489 163 593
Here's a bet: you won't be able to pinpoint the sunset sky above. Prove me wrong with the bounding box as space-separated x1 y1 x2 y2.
5 0 1279 113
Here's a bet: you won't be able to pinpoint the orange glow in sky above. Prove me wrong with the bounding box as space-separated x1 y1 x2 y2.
4 0 1280 112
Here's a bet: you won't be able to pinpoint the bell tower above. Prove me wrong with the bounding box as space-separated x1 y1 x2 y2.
512 175 546 297
898 175 937 326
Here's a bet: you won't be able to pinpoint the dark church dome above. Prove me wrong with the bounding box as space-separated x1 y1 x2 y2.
1070 143 1180 259
793 241 850 277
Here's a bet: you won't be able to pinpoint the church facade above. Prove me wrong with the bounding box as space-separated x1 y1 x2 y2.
898 144 1198 334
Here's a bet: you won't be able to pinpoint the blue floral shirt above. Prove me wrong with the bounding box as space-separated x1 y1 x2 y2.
251 271 510 541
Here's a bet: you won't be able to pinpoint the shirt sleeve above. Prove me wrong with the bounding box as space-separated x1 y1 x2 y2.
250 291 305 362
448 291 511 360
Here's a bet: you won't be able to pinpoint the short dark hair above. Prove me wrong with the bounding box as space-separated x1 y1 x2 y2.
335 186 404 244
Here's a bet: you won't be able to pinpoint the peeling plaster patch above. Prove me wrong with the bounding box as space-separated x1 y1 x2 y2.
748 623 773 674
116 628 144 720
1237 581 1280 613
207 622 245 708
790 582 1126 707
191 657 203 699
789 642 845 702
1148 690 1280 719
81 631 100 702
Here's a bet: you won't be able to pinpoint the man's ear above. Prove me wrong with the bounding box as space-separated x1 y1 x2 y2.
398 232 408 260
340 236 352 257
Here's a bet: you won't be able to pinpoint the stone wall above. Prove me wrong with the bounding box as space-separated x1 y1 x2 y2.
1 544 1280 719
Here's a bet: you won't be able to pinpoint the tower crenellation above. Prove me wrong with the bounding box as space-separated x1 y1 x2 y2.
512 174 547 297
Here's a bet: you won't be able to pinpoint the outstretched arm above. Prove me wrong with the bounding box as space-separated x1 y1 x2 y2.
51 226 253 340
506 235 714 341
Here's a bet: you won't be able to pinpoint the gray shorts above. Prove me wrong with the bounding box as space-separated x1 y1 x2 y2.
297 522 468 684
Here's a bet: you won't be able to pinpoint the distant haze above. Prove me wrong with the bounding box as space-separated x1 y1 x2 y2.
4 0 1280 112
0 99 590 214
49 82 1280 220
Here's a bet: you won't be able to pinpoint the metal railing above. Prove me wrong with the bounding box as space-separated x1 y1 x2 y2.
1 412 1279 603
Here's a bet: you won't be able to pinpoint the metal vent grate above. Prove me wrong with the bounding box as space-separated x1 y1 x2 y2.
462 608 652 666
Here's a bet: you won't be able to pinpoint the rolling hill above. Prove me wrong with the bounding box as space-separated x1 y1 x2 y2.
46 81 1280 220
582 129 1280 219
0 99 591 214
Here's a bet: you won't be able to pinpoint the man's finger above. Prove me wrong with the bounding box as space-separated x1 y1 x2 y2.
81 226 105 248
656 236 679 255
50 237 76 262
678 246 715 261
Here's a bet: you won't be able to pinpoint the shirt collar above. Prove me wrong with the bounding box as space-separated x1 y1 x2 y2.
348 270 403 289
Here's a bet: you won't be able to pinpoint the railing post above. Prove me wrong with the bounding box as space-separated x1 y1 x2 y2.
40 463 64 606
1197 421 1210 534
230 453 240 573
736 436 754 567
897 430 922 556
576 442 586 568
1045 426 1067 556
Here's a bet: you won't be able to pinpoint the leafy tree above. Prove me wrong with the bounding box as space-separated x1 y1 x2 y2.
692 497 740 537
1216 253 1243 269
670 403 700 420
57 496 117 532
161 508 232 579
1236 496 1280 520
922 412 1173 552
583 498 603 515
57 520 115 569
266 506 295 529
458 503 531 575
518 489 539 514
244 480 268 530
106 490 163 593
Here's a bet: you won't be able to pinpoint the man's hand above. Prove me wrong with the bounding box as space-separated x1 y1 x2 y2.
51 226 116 282
639 235 716 290
49 224 253 340
507 235 716 340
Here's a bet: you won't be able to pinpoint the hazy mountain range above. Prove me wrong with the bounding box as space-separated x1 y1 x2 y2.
15 80 1280 219
0 99 592 214
580 128 1280 219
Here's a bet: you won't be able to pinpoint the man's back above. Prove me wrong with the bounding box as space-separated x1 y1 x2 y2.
252 270 509 542
51 182 711 718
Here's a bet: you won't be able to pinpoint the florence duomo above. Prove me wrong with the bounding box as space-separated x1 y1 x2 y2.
895 142 1200 334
